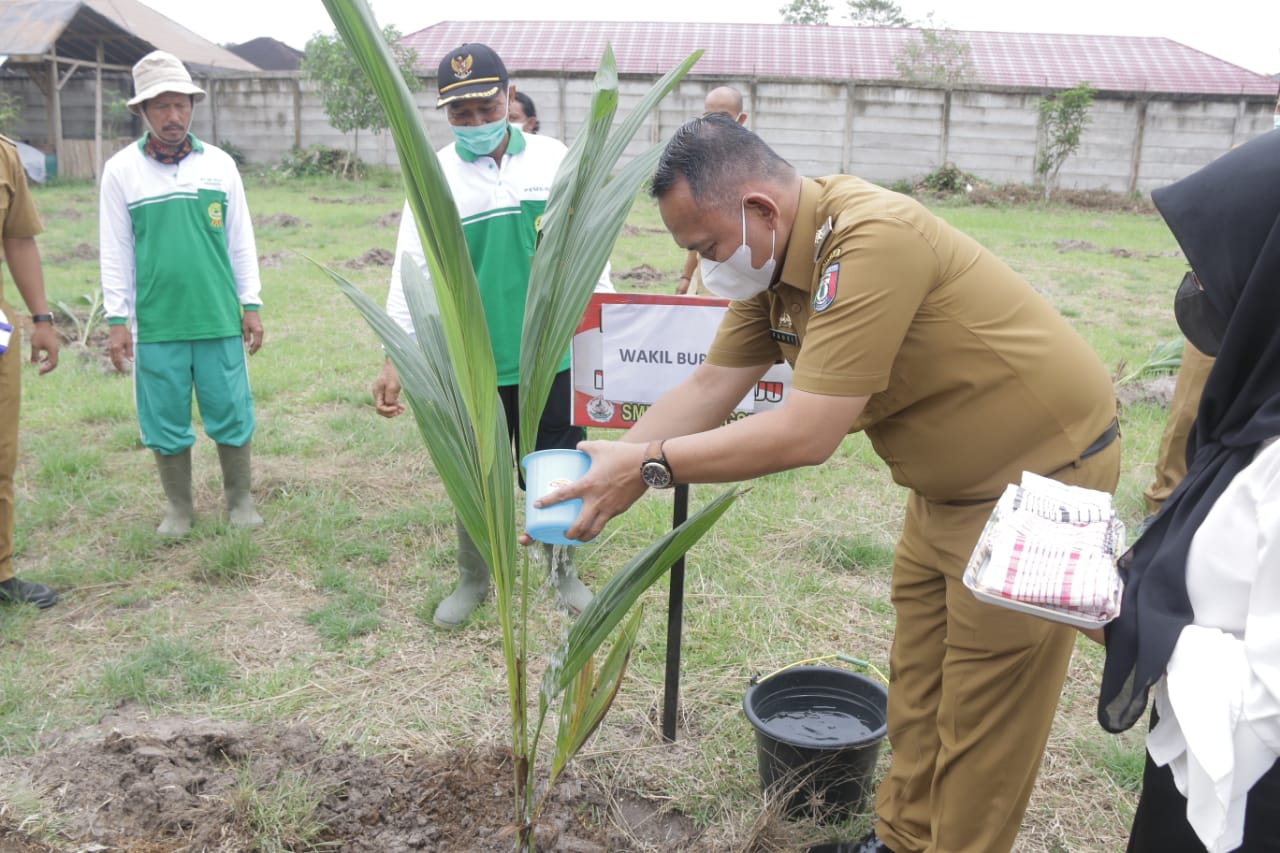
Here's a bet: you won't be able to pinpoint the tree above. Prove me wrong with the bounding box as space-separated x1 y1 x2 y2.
780 0 831 25
846 0 911 26
893 14 975 87
319 2 737 850
0 91 22 135
300 24 419 175
1036 82 1097 200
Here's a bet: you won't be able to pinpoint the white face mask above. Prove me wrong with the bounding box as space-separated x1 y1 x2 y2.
699 200 776 301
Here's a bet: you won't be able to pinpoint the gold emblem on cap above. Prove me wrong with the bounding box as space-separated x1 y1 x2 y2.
450 54 474 80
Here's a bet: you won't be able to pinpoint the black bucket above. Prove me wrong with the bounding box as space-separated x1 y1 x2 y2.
743 666 887 822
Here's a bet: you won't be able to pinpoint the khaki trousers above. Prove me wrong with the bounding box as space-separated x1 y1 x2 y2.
1142 341 1215 514
875 440 1121 853
0 302 20 583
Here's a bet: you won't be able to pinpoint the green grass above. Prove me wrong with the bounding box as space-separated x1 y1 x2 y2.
232 763 332 853
0 175 1187 852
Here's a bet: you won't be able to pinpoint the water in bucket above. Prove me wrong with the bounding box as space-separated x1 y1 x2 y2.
743 666 887 822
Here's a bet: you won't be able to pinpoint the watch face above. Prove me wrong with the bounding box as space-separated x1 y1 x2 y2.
642 460 672 489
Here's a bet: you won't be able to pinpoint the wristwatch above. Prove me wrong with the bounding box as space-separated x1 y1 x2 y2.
641 440 675 489
31 313 53 324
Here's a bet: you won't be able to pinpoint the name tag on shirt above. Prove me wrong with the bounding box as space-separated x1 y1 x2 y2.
770 328 799 346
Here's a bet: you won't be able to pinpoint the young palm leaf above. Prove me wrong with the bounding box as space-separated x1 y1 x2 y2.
517 45 703 461
319 0 498 478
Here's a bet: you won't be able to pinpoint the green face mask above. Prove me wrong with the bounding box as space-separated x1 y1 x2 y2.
452 116 509 157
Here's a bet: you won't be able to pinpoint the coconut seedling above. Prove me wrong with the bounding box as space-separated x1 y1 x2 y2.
317 2 740 849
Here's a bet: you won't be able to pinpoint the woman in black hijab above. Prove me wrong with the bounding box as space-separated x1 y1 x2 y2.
1099 130 1280 852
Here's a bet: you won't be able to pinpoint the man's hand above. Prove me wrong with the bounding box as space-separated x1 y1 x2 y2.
242 311 264 355
532 439 650 543
372 360 405 418
108 324 133 373
28 321 58 375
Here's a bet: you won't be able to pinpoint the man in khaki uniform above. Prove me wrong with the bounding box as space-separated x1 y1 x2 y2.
545 115 1120 853
0 134 59 608
1141 341 1214 516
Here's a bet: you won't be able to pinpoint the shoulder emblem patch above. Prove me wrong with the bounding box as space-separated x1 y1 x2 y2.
814 263 838 312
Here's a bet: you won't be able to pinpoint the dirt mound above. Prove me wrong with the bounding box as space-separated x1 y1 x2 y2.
376 210 402 228
0 705 699 852
614 264 665 284
344 248 395 269
258 250 292 269
312 196 386 205
955 183 1157 212
257 213 305 228
52 242 97 263
1116 376 1177 409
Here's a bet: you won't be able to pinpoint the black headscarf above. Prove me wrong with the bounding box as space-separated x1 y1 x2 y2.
1099 129 1280 733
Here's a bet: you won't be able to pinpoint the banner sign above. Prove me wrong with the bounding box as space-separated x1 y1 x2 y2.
571 292 792 430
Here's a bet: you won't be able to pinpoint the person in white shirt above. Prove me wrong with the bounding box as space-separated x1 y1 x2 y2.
371 43 611 629
1098 130 1280 853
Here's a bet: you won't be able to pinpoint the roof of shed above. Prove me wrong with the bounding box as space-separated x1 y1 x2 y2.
84 0 257 71
0 0 257 72
402 21 1279 97
0 0 153 67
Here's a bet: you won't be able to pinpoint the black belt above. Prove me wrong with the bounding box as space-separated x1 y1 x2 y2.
1079 418 1119 460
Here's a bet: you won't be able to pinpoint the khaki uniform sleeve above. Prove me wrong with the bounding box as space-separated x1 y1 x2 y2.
0 142 44 252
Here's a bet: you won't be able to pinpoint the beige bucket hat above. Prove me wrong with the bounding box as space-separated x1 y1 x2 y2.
127 51 205 115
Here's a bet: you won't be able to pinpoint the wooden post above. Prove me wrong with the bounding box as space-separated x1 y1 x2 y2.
49 52 64 176
94 41 104 182
661 483 690 742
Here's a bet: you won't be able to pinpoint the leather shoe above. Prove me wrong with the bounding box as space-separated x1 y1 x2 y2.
849 830 893 853
0 577 58 609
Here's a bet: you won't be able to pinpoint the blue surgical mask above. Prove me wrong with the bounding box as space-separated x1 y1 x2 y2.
452 115 509 157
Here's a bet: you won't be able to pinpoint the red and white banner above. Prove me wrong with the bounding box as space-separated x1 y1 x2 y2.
570 292 791 430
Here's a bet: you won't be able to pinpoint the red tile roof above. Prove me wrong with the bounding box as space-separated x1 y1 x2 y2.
401 21 1279 97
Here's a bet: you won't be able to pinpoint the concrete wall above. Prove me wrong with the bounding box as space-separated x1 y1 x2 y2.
3 68 1274 192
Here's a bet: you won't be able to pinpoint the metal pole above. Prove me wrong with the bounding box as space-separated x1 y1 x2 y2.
661 482 690 742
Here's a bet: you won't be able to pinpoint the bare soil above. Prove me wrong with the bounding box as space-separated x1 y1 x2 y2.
0 704 702 852
344 248 395 269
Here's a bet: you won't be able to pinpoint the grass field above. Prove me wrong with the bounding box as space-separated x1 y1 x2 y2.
0 170 1183 851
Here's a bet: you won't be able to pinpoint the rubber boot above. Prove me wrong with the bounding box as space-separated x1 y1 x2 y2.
433 519 492 629
216 442 263 528
544 544 592 616
154 448 194 537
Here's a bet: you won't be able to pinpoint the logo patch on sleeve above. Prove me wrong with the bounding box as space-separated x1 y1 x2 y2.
814 263 839 312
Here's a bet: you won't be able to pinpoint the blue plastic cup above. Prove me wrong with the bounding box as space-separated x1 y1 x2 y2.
521 449 591 546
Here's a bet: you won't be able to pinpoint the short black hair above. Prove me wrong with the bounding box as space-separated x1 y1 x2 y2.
512 91 539 133
650 113 793 207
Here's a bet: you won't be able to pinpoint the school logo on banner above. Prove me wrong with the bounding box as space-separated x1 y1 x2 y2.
814 263 838 312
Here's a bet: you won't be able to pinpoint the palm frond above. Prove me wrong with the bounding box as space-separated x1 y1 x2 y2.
320 0 498 475
516 46 703 461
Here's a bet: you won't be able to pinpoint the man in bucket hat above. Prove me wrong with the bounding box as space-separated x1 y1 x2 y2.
100 51 265 536
371 43 612 628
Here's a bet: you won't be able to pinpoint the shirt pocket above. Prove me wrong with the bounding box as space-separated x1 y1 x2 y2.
196 188 227 236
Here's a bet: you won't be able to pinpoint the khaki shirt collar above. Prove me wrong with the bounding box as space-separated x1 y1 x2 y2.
777 177 824 294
